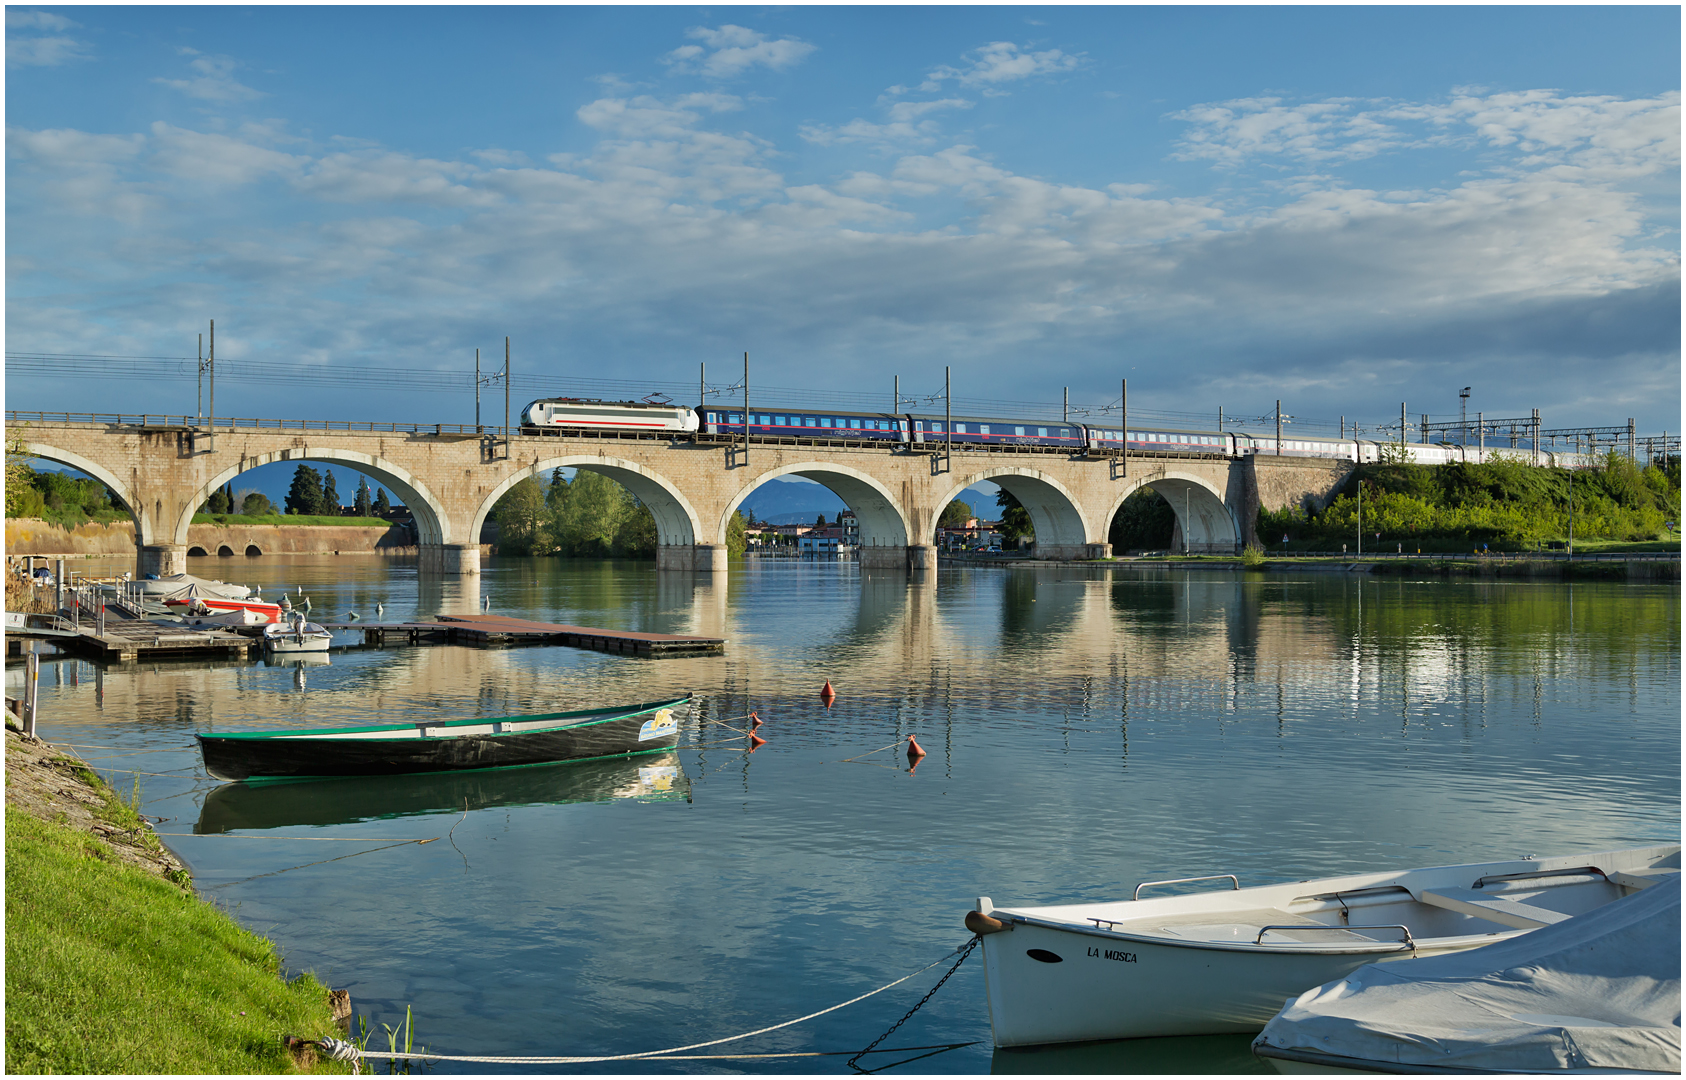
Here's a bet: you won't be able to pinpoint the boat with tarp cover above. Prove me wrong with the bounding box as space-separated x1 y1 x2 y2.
196 694 691 783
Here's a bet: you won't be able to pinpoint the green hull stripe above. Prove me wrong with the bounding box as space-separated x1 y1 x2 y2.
200 695 690 742
232 741 684 786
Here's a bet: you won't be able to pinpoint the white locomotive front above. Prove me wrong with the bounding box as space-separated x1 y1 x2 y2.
521 399 700 434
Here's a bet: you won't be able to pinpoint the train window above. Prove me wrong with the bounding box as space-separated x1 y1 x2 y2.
914 421 924 432
775 415 787 426
706 412 717 424
1014 426 1025 436
805 417 816 427
729 413 742 424
980 425 991 435
1037 427 1047 437
955 423 966 434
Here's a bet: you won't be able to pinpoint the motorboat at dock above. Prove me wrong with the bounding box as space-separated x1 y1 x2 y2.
262 616 333 654
162 585 282 626
966 845 1680 1047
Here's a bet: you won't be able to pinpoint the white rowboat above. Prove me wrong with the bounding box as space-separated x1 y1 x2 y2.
262 618 333 654
967 844 1679 1047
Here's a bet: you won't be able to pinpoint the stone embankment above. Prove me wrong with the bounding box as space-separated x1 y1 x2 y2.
6 518 414 558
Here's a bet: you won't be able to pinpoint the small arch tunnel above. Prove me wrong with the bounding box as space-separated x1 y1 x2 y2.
1112 477 1238 555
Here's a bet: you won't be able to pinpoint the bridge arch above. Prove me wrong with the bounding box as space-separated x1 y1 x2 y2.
939 466 1094 555
1105 470 1239 554
722 462 912 549
21 441 146 535
472 456 702 549
180 450 451 547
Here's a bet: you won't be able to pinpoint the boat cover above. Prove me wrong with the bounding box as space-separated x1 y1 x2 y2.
1253 873 1680 1073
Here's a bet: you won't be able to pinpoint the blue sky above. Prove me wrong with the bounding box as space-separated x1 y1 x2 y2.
7 5 1680 446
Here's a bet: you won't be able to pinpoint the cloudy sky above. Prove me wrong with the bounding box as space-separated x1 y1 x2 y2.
6 6 1680 437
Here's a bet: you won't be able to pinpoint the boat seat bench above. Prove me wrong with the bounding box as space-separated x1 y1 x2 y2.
1607 867 1677 891
1414 886 1570 930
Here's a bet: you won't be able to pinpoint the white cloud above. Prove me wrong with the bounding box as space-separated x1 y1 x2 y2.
7 9 90 66
921 41 1082 91
153 50 264 103
801 99 973 148
663 25 816 79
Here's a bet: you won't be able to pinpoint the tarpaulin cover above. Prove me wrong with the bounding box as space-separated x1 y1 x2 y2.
1253 873 1680 1072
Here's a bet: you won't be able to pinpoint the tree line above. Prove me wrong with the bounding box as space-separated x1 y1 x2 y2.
492 469 749 559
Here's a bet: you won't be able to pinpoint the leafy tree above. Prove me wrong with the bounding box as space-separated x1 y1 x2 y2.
555 470 628 556
240 491 276 516
373 488 391 516
285 465 324 515
354 476 373 516
996 488 1034 548
814 513 828 529
206 484 233 515
727 509 749 556
611 494 657 557
6 425 37 518
493 476 553 554
938 500 973 528
322 470 340 515
1109 488 1176 552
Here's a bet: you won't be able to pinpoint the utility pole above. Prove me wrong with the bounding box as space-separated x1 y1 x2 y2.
1217 406 1223 433
1478 411 1484 457
1063 387 1069 424
197 333 204 422
1401 402 1407 447
1628 418 1636 462
503 337 510 459
1533 409 1541 465
475 348 481 430
1275 400 1282 456
1459 387 1471 446
700 362 705 410
743 352 749 465
1357 472 1362 558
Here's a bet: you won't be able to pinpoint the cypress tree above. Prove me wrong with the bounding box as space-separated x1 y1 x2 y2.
373 488 391 516
354 476 372 516
285 465 324 516
322 470 340 515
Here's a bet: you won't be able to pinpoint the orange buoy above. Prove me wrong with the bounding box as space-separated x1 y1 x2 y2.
750 711 763 729
820 680 836 700
906 734 927 761
748 732 767 751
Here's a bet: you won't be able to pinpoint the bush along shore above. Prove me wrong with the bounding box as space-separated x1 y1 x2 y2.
4 724 348 1073
1259 452 1680 554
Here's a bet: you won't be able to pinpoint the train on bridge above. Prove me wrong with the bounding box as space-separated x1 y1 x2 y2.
520 398 1598 468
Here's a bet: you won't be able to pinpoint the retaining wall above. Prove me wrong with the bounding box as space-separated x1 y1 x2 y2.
5 519 413 557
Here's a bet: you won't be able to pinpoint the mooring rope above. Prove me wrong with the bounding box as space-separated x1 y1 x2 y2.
303 941 975 1066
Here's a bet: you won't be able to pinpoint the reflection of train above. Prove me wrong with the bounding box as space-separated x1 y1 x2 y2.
521 399 1596 467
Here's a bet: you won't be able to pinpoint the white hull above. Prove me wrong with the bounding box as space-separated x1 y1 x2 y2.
974 845 1679 1047
263 621 332 653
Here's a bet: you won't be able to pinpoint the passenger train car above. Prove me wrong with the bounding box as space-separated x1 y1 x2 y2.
522 398 1598 468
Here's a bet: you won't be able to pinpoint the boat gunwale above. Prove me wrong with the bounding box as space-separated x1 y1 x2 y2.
990 914 1514 956
221 743 685 785
194 694 692 742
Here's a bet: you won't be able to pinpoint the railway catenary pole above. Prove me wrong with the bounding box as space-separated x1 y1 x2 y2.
1478 411 1484 457
1120 378 1128 479
1533 409 1540 465
1275 400 1282 456
503 337 510 460
207 319 215 455
1217 406 1223 433
475 348 481 431
196 333 203 423
743 352 749 464
1628 418 1636 462
944 365 951 473
1401 403 1407 447
1063 387 1068 423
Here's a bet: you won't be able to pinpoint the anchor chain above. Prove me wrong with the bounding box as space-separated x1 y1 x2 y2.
847 937 980 1073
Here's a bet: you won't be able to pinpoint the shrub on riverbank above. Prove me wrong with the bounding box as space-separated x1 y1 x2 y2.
1260 454 1681 552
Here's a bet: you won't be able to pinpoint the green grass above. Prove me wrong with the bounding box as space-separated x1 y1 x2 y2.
191 514 394 527
5 811 341 1072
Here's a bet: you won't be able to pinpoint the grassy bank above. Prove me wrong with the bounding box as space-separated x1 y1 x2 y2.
5 735 343 1073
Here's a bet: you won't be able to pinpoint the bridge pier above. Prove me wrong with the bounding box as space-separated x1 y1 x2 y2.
418 543 481 576
658 544 727 573
907 544 938 572
139 544 188 578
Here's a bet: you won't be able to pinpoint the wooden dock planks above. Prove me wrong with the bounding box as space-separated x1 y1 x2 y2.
57 620 256 662
320 613 725 658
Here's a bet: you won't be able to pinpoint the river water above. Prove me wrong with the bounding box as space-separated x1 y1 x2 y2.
13 555 1680 1073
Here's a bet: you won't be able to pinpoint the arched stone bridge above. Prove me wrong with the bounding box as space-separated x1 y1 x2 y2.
12 413 1353 576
